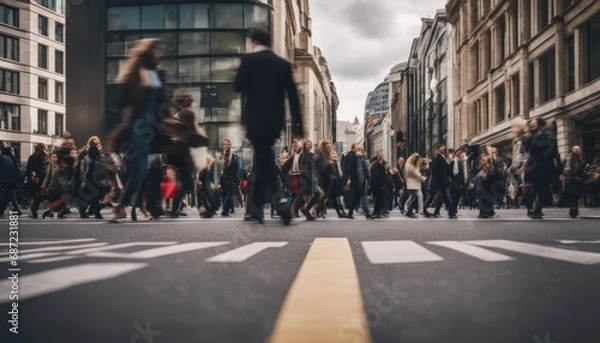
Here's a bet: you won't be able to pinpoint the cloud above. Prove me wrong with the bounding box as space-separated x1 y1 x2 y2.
311 0 447 121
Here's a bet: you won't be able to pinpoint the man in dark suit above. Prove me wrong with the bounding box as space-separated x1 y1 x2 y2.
233 29 304 225
423 144 454 218
449 145 468 218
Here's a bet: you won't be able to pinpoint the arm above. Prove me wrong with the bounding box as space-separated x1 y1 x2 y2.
233 55 248 93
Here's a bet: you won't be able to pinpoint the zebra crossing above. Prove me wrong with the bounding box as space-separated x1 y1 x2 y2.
1 238 599 304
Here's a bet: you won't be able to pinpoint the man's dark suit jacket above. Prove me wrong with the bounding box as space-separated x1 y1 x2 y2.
430 153 451 191
233 49 304 142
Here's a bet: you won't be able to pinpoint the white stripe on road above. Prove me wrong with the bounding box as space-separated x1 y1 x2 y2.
2 243 108 255
87 242 229 259
466 240 600 265
0 252 62 262
557 240 600 245
18 239 97 246
427 241 515 262
66 242 177 255
29 256 80 263
362 241 443 264
0 263 147 303
206 242 288 263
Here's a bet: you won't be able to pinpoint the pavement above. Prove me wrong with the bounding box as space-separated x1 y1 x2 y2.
1 207 600 343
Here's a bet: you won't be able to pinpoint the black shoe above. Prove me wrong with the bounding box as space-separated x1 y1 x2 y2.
279 201 292 226
42 210 53 219
94 213 104 219
346 215 355 219
478 214 490 219
406 212 417 218
569 208 578 218
80 213 89 219
57 209 68 219
31 211 38 219
221 212 230 217
423 210 433 218
433 213 441 218
449 214 458 219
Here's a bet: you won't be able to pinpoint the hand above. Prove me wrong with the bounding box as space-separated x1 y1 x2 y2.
559 174 565 182
347 180 351 186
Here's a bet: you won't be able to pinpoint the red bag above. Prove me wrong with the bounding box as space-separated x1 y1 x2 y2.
239 180 249 193
160 180 177 200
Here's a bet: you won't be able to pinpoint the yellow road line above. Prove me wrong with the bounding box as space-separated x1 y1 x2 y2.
269 238 372 343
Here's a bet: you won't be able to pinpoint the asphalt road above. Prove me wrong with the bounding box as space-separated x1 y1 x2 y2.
1 207 600 343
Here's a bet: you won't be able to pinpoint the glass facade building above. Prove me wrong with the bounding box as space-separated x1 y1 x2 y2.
104 1 270 150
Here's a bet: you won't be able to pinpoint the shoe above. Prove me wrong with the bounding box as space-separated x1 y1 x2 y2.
109 206 127 223
478 214 490 219
80 213 89 219
131 207 137 222
221 212 230 217
57 209 68 219
423 210 433 218
278 201 292 226
406 212 417 218
569 208 578 218
42 210 53 219
346 215 355 219
31 211 38 219
449 214 458 219
433 213 441 218
94 214 104 219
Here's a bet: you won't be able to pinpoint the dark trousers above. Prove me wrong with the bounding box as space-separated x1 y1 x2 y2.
424 187 453 215
172 164 193 214
221 183 236 215
449 188 463 216
347 185 370 217
119 119 151 207
531 183 550 215
31 190 62 214
248 139 284 214
0 183 19 214
404 190 418 214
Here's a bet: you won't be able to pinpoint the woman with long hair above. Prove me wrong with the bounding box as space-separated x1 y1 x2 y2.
298 139 315 219
109 39 168 222
31 150 74 219
404 153 426 218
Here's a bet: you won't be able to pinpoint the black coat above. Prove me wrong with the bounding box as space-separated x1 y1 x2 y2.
26 152 47 184
524 129 560 184
430 153 451 191
449 160 467 192
233 50 304 143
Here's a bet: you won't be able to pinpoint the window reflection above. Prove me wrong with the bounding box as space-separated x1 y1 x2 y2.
106 33 140 57
211 32 245 54
245 4 269 31
160 58 178 83
211 57 240 82
213 4 243 28
142 5 178 30
106 59 126 84
107 7 140 31
179 32 209 55
179 4 210 29
178 58 210 83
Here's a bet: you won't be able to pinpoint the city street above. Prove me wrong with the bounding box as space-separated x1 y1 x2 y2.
1 208 600 343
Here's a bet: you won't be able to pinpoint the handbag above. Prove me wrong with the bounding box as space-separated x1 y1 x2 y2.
564 179 584 195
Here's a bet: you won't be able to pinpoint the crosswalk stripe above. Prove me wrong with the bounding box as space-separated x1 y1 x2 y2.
557 240 600 245
19 239 97 246
0 263 147 303
465 240 600 265
427 241 515 262
362 241 444 264
65 242 177 255
87 242 229 259
0 252 62 262
269 238 371 343
2 243 108 256
29 256 80 263
206 242 288 263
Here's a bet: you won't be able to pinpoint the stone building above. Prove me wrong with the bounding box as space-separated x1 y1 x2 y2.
364 78 393 159
0 0 66 162
389 10 450 158
447 0 600 162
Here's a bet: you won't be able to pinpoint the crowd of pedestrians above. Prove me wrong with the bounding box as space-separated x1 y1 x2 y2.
1 32 600 222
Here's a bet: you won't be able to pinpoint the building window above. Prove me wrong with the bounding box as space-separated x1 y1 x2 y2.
55 23 63 42
496 18 506 66
211 32 246 54
178 58 210 83
38 44 48 69
0 103 20 131
212 4 243 29
38 109 48 134
244 4 269 31
582 13 600 84
55 50 64 74
141 5 178 30
55 81 64 103
38 15 48 36
539 48 556 103
55 113 63 136
0 4 19 28
528 62 535 109
565 35 575 92
511 73 520 117
0 69 19 94
179 4 210 29
538 0 550 32
179 32 209 55
107 6 141 31
510 3 519 52
37 0 64 13
494 85 505 123
0 35 19 61
211 57 240 82
38 78 48 100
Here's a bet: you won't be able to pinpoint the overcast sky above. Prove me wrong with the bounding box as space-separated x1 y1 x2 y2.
311 0 447 123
